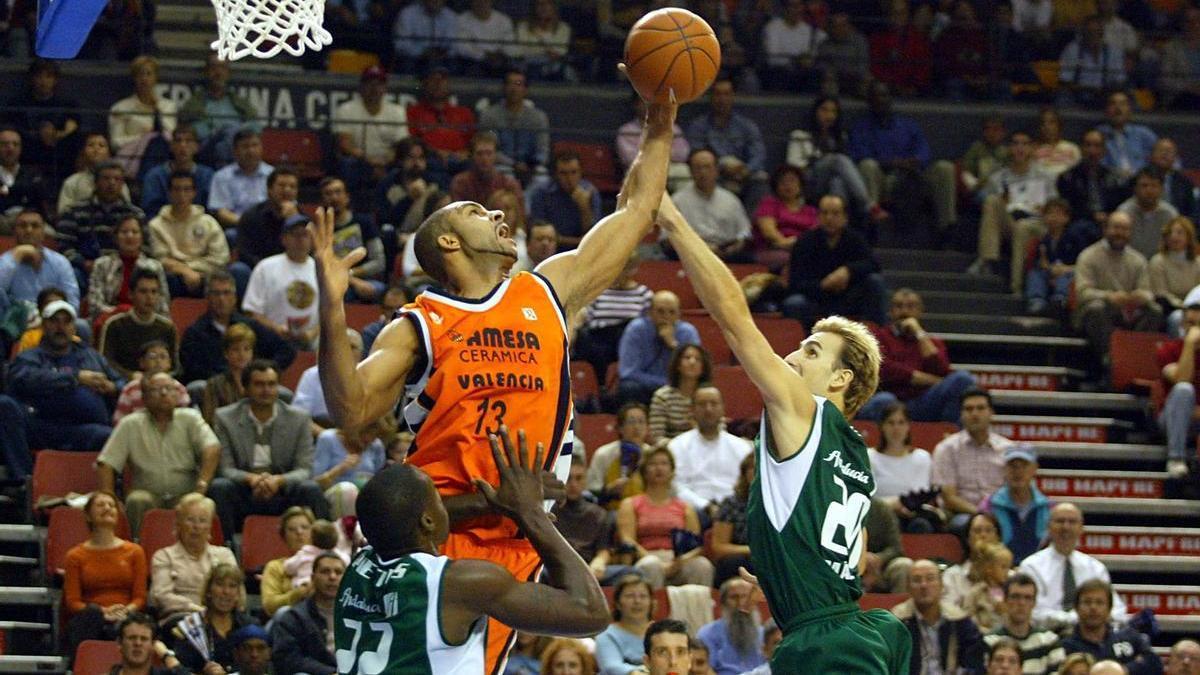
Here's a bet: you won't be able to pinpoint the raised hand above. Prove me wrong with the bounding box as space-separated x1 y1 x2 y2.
473 426 546 522
309 206 366 301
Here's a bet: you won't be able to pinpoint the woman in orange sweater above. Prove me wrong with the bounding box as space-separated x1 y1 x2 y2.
63 490 148 656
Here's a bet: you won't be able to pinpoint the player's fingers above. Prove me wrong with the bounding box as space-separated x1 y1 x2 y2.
738 566 760 587
472 478 499 504
515 428 530 470
342 247 367 269
498 425 519 469
487 433 509 473
533 441 546 473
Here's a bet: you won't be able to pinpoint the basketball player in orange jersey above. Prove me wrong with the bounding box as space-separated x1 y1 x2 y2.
310 92 677 674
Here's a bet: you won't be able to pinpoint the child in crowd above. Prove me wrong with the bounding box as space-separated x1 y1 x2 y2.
112 339 190 424
1025 198 1087 316
283 519 348 588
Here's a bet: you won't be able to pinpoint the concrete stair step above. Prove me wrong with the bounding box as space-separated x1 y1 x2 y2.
875 248 975 273
938 332 1088 366
1037 468 1170 499
991 390 1145 416
1037 442 1166 462
0 587 56 606
1097 554 1200 573
1080 525 1200 559
0 656 64 673
1116 584 1200 616
0 526 41 543
920 291 1026 316
955 363 1084 391
1157 615 1200 633
1070 495 1200 518
991 414 1133 444
883 270 1009 295
921 313 1063 336
155 30 218 54
155 2 215 24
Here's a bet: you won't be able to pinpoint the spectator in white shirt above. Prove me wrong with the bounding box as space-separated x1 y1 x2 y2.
1018 502 1128 626
667 386 754 524
108 56 177 160
868 401 935 533
760 0 826 90
666 149 753 263
242 217 319 350
455 0 516 76
332 66 408 196
293 329 362 436
1096 0 1138 57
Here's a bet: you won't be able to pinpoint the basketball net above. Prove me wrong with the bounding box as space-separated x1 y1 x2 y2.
210 0 333 60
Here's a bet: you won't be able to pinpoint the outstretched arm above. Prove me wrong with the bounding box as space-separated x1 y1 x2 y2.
658 194 815 453
311 207 416 432
441 428 608 639
537 93 677 317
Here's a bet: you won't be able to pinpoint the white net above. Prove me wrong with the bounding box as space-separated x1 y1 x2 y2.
210 0 333 60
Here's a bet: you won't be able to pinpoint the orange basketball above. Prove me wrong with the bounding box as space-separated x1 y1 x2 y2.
624 8 721 104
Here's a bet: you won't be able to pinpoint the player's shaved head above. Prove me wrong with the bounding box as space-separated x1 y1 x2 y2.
413 203 469 286
356 463 446 555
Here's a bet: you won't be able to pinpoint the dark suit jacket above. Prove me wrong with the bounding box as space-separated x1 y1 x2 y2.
1056 162 1128 223
214 399 313 485
1164 169 1198 220
178 311 296 384
892 599 985 674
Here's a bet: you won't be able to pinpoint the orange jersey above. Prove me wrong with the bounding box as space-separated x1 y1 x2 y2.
398 272 575 543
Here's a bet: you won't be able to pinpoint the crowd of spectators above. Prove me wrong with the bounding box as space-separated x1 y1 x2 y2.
1 2 1198 673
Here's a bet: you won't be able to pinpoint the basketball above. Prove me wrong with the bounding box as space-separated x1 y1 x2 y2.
624 8 722 104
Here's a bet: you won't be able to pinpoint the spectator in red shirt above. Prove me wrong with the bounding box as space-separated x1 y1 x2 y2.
449 131 523 206
858 288 977 422
405 66 476 186
1155 286 1200 479
868 1 933 96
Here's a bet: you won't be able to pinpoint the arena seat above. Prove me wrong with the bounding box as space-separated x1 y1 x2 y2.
1109 329 1169 395
712 366 763 421
241 515 290 573
137 509 223 562
690 314 733 365
46 507 132 578
168 298 208 337
754 316 806 357
633 260 701 310
575 414 617 461
261 128 324 180
859 592 909 611
345 302 381 332
280 350 317 391
73 640 122 675
551 140 620 195
851 420 880 446
910 422 959 452
326 49 379 74
901 533 964 564
30 450 100 514
569 361 601 412
0 235 14 253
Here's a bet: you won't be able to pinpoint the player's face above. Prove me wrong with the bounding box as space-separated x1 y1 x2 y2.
1004 583 1036 625
450 202 518 262
645 632 691 675
986 646 1022 675
786 332 850 401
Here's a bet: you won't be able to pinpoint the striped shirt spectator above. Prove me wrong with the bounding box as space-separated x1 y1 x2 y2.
583 284 652 330
985 573 1066 675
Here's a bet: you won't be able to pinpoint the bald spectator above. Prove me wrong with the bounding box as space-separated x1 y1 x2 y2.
1092 661 1130 675
933 388 1015 533
617 290 701 405
782 195 886 327
668 387 753 521
1019 503 1128 626
891 559 986 674
860 288 976 423
666 149 753 263
1061 580 1160 675
96 372 221 535
1073 212 1162 375
1149 139 1197 220
1167 639 1200 675
1117 168 1179 259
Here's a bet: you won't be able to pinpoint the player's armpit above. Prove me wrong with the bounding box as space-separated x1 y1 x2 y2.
442 559 608 639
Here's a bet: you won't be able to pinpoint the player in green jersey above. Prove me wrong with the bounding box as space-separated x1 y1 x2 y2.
657 194 911 674
334 427 608 674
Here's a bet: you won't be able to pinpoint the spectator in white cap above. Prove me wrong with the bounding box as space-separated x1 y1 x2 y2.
1154 285 1200 479
7 299 125 451
980 444 1052 564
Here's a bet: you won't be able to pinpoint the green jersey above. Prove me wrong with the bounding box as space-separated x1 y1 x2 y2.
334 547 486 674
746 396 875 628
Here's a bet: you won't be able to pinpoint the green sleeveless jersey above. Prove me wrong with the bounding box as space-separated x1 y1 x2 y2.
334 547 486 674
746 396 875 628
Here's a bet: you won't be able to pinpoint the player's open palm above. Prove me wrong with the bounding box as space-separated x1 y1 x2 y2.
309 206 365 300
475 426 545 521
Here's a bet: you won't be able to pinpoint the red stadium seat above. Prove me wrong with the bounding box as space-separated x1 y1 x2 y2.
31 450 100 514
1109 330 1170 393
754 316 806 357
901 533 964 564
345 303 381 332
634 260 701 310
852 420 880 447
575 414 617 462
169 298 208 338
712 366 763 421
551 140 621 195
0 235 14 253
280 350 316 391
241 515 290 572
138 509 223 562
261 128 324 180
73 640 122 675
910 422 959 453
689 314 733 366
46 507 132 578
570 361 601 411
859 592 909 611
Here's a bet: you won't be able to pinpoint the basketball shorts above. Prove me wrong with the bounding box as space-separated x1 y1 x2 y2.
772 603 911 675
442 531 542 675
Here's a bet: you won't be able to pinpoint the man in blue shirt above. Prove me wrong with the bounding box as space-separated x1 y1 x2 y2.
697 578 767 675
849 81 957 240
617 290 701 405
391 0 457 69
980 444 1052 564
478 69 550 184
685 78 768 207
8 300 123 451
208 129 273 229
140 125 215 216
0 208 79 310
1098 91 1159 182
527 150 600 250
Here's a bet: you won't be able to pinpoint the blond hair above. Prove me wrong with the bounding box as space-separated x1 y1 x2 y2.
810 315 881 419
222 322 257 352
1161 216 1197 260
175 492 216 521
203 563 247 611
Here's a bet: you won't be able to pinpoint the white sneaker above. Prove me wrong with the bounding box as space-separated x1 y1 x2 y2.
1167 459 1189 479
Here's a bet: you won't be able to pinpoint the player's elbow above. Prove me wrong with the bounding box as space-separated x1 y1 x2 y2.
577 599 612 636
